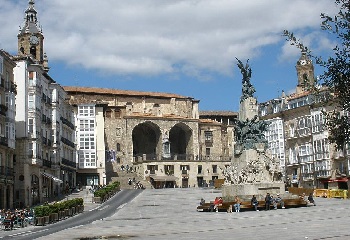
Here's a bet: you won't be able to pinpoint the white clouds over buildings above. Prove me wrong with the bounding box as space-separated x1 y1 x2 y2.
0 0 338 78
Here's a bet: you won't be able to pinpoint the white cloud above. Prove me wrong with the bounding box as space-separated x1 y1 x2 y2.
0 0 338 78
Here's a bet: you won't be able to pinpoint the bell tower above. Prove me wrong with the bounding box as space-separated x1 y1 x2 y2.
295 50 315 94
17 0 47 69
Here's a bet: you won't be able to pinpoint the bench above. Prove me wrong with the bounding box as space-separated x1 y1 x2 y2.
197 198 307 212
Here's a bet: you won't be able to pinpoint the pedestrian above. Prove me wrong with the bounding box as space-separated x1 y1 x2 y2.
233 195 241 212
265 193 272 210
251 195 259 211
308 193 316 206
273 194 285 209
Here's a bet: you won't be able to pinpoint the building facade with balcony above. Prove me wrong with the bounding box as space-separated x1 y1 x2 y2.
64 87 233 188
11 0 72 207
0 50 17 209
259 51 348 190
50 83 76 191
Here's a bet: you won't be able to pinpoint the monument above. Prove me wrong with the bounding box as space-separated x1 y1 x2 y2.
222 59 284 199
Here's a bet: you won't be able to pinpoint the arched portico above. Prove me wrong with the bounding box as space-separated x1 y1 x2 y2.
169 123 193 160
132 121 161 160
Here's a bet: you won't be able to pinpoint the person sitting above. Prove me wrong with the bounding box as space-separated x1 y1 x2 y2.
251 195 259 211
265 193 272 210
213 197 223 212
307 193 316 206
233 196 241 212
272 194 285 209
199 198 205 206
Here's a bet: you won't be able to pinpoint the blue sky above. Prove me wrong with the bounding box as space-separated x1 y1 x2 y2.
0 0 338 111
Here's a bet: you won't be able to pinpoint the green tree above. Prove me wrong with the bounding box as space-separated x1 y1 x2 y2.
284 0 350 150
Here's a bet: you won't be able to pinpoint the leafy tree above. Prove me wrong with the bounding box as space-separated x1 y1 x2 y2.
284 0 350 150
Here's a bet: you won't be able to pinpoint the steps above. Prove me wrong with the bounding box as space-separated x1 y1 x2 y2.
111 171 153 189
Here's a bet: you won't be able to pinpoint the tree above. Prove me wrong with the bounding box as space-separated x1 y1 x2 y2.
284 0 350 150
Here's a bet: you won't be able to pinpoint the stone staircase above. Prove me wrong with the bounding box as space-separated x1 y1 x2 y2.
111 170 153 189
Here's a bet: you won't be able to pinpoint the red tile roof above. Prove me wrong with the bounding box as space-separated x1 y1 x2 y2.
63 86 191 99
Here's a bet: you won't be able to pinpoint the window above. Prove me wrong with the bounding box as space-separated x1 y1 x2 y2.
78 105 95 117
114 110 121 118
28 95 34 109
204 131 213 143
198 165 202 174
311 112 324 133
79 119 95 131
297 116 311 136
28 118 34 134
164 165 174 175
28 142 33 157
105 110 111 118
289 147 297 164
116 143 121 152
78 152 96 168
212 165 217 174
116 128 121 137
289 123 295 137
79 133 95 150
206 148 210 156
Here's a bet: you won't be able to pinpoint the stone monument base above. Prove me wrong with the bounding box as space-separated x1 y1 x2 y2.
222 182 285 200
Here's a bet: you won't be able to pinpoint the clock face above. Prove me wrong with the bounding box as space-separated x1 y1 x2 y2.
30 35 39 45
300 60 307 65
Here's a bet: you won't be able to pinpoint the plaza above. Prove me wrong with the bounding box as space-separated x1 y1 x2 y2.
32 188 350 240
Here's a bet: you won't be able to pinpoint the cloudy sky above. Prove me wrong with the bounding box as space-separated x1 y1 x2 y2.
0 0 338 111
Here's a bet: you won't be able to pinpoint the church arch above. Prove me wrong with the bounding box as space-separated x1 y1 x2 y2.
169 122 193 159
132 121 161 160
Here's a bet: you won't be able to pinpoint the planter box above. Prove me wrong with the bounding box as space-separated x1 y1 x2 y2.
51 213 59 222
60 210 65 219
93 197 102 204
44 216 50 225
35 217 45 226
70 207 75 215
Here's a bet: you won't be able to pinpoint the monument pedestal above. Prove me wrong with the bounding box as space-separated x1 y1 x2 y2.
222 182 285 200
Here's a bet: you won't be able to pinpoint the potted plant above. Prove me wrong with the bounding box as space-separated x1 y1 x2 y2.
42 205 51 224
50 203 59 222
34 206 45 226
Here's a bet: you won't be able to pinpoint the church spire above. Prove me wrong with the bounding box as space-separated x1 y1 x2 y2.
17 0 47 69
20 0 41 34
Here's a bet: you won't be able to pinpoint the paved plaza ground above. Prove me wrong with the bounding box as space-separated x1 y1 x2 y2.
36 188 349 240
1 188 349 240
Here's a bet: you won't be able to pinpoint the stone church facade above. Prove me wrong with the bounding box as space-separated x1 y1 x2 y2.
64 87 236 188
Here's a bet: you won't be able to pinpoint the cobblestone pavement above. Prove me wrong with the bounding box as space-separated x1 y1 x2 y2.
2 188 350 240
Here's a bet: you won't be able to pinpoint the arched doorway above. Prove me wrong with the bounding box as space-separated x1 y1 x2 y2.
132 122 161 160
169 123 193 160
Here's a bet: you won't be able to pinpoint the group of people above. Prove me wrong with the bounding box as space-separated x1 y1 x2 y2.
263 193 285 211
202 192 288 213
0 208 34 230
300 193 316 206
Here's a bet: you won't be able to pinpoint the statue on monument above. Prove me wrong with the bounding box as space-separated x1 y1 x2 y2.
234 59 269 151
236 58 256 103
222 58 282 187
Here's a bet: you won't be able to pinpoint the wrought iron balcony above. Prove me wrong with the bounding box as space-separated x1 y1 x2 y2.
60 117 75 130
61 157 77 168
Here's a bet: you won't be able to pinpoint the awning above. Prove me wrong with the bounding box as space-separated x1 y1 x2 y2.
323 178 348 183
150 175 178 182
41 172 63 183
